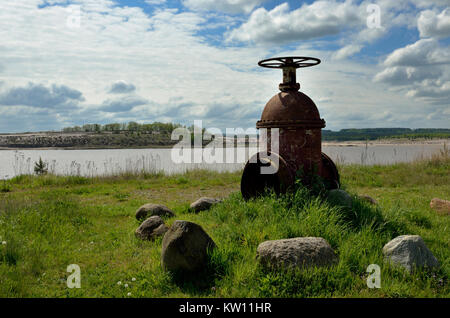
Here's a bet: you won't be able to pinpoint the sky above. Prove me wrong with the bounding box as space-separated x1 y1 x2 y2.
0 0 449 133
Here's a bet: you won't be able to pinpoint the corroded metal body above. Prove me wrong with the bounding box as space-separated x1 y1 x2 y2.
257 90 325 177
241 57 339 200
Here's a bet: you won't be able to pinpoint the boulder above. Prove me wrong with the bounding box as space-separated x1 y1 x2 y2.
430 198 450 215
189 197 221 213
327 189 352 208
135 203 175 220
161 220 216 272
135 216 168 241
383 235 439 272
257 237 338 270
359 195 377 205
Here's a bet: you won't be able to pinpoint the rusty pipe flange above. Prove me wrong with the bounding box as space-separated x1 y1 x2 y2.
241 152 294 201
320 152 340 190
257 90 325 128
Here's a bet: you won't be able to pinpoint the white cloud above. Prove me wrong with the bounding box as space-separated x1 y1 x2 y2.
407 80 450 100
374 66 443 85
374 39 450 103
0 0 448 132
0 1 269 131
410 0 450 8
418 8 450 38
0 82 84 109
383 39 450 67
182 0 267 14
109 81 136 94
226 0 446 58
99 95 149 113
145 0 167 5
0 106 65 132
227 1 363 44
332 44 363 60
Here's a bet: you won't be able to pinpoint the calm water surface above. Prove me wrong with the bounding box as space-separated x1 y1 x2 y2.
0 143 446 179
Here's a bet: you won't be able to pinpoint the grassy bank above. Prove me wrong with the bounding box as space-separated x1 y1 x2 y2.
0 156 449 298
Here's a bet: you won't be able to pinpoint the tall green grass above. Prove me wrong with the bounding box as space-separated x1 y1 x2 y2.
0 156 449 297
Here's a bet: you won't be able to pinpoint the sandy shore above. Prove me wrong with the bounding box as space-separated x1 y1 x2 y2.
0 145 175 150
322 139 449 147
0 139 448 150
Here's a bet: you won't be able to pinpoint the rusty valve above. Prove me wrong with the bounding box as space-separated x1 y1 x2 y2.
258 56 320 92
241 56 340 200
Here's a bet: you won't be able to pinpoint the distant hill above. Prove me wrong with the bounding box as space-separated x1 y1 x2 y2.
322 128 450 141
1 125 449 149
0 121 209 149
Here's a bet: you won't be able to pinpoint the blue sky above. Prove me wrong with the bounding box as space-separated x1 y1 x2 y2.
0 0 449 133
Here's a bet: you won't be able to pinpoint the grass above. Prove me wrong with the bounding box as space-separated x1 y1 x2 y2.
0 154 449 298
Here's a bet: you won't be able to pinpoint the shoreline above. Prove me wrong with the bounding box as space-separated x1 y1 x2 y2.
0 145 175 151
0 138 448 151
322 139 449 147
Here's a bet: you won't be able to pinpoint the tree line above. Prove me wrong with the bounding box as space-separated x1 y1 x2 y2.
322 128 450 141
62 122 184 134
62 123 449 141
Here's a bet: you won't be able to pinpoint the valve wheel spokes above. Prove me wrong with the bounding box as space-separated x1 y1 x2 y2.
258 56 321 69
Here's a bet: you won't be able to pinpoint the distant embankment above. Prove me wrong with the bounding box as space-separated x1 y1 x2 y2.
322 128 450 141
0 132 179 149
1 128 449 149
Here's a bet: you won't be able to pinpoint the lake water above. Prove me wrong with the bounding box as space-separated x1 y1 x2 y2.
0 142 447 179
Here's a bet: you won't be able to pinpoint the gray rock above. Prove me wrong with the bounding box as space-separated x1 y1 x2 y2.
135 203 175 220
189 197 221 213
327 189 352 208
161 220 216 272
359 195 377 205
257 237 338 269
135 216 168 241
383 235 439 272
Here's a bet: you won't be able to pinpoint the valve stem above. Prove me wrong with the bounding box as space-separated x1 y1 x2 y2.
279 58 300 92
